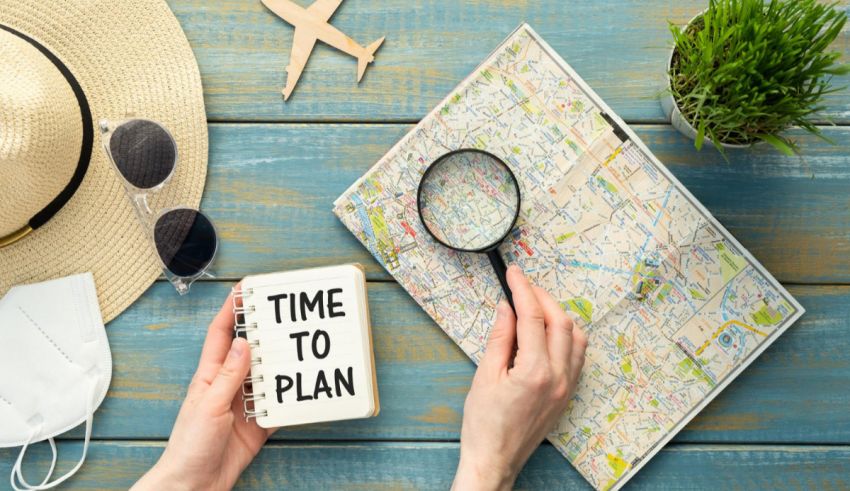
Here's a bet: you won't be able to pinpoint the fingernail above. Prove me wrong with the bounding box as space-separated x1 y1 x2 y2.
229 338 244 358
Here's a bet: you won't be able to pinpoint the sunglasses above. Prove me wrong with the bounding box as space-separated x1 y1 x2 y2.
100 118 218 294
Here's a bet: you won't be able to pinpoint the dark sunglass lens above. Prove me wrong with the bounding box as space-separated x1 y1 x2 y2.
154 209 217 278
109 120 176 189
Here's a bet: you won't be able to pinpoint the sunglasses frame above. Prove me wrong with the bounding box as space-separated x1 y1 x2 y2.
99 118 218 295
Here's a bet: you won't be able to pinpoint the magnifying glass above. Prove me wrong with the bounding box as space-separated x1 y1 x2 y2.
417 149 521 309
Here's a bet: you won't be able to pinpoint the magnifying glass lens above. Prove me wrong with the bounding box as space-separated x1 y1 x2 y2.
419 151 519 251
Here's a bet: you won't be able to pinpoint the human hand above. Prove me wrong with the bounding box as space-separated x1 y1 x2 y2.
453 265 587 490
133 288 276 491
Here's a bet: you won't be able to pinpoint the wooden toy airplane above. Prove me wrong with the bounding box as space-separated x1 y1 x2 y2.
261 0 385 100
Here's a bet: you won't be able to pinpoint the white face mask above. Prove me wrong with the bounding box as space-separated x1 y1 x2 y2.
0 273 111 490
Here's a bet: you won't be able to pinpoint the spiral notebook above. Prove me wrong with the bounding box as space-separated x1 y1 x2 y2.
233 264 379 428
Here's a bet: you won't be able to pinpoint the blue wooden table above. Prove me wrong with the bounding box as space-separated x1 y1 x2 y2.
5 1 850 489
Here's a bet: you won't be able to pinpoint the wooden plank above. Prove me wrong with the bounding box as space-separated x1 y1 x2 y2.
58 282 850 443
168 0 850 123
3 441 849 490
203 123 850 283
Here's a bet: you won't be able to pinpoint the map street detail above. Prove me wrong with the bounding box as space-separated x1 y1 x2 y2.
334 24 804 491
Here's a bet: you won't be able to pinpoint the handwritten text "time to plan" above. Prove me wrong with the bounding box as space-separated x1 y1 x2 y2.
266 288 357 404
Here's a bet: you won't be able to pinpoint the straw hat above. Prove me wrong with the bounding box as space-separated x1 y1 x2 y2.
0 0 208 322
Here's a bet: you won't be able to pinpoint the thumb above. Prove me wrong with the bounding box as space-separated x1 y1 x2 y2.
480 300 517 372
204 337 251 413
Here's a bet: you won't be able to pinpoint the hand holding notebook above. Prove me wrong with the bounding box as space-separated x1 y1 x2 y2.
134 296 271 490
135 265 379 489
234 264 380 427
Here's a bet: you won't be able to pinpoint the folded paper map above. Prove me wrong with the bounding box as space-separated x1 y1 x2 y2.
333 24 804 491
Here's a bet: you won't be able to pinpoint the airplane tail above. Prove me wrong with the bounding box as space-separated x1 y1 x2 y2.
357 37 385 82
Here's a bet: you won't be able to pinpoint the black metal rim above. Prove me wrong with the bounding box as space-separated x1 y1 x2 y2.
416 148 521 253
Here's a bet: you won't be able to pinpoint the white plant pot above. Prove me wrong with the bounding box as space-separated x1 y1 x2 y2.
661 10 752 150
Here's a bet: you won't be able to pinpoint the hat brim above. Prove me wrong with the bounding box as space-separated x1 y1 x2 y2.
0 0 208 322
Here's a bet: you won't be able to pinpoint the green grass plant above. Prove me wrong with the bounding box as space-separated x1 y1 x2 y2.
668 0 849 155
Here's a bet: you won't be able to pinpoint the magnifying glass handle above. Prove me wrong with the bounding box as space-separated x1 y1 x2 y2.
486 249 515 310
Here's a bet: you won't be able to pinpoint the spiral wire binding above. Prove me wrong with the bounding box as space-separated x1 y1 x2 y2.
232 286 268 421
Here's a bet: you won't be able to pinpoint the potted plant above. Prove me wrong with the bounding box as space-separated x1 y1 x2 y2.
661 0 849 155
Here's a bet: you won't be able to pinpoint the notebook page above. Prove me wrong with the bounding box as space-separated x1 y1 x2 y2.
243 265 375 427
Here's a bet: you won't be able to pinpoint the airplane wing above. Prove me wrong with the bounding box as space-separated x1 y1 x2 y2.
282 29 317 100
306 0 343 22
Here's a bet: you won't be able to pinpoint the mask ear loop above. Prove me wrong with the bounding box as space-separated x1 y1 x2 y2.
9 428 57 491
10 376 96 491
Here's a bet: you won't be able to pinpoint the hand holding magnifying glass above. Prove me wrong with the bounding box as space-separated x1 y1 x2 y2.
417 149 521 309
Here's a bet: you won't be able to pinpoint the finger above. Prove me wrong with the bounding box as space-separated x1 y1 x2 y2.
194 283 241 385
532 286 573 374
205 337 251 414
507 265 548 365
570 326 588 382
480 299 517 373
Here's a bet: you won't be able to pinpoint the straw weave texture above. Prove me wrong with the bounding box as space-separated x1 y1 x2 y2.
0 0 208 322
0 33 82 235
